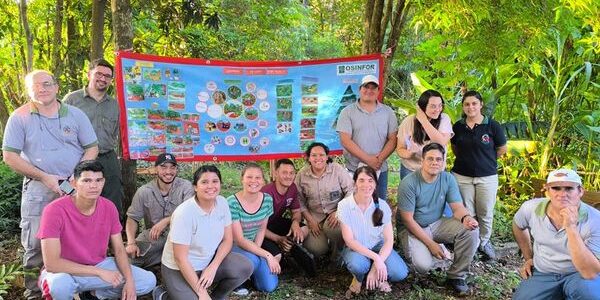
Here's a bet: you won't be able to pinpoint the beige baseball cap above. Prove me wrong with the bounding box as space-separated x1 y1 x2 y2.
360 74 379 87
546 169 582 187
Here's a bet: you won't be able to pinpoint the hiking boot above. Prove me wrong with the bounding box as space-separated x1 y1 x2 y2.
79 291 99 300
152 285 167 300
290 243 317 277
446 278 469 295
479 242 497 261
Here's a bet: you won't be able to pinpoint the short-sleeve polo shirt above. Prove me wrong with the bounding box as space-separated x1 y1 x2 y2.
2 102 98 178
451 116 507 177
513 198 600 274
336 101 398 172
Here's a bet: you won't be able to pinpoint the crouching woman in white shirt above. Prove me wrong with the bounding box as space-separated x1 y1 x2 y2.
338 166 409 297
159 165 253 300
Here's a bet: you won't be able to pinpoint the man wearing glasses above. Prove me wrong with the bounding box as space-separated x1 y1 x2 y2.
397 142 479 295
2 70 99 299
64 58 123 216
124 153 194 269
512 169 600 299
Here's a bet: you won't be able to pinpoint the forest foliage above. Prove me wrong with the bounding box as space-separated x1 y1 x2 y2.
0 0 598 207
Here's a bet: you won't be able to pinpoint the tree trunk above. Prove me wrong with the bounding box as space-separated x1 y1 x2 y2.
382 0 410 86
90 0 106 60
18 0 33 73
367 0 384 53
363 0 375 53
379 0 394 45
111 0 136 212
364 0 411 86
51 0 65 79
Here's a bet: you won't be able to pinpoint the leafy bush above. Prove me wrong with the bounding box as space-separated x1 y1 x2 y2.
0 163 22 239
0 263 22 300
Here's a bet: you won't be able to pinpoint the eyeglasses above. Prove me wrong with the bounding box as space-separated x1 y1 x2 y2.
94 71 113 80
425 157 444 163
32 81 56 90
550 186 576 192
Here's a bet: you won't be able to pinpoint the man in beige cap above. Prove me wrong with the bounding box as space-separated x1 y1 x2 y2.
336 74 398 201
512 169 600 299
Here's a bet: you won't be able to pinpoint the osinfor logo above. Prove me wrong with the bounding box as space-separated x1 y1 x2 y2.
336 63 377 75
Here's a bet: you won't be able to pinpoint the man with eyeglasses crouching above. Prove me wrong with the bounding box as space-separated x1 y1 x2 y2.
512 169 600 300
396 142 479 295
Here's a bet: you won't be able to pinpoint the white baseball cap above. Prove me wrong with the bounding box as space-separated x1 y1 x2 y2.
546 169 582 187
360 74 379 87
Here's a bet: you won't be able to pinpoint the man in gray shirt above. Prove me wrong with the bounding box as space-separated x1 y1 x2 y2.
2 70 99 299
397 143 479 295
124 153 195 269
64 58 123 215
336 74 398 200
512 169 600 300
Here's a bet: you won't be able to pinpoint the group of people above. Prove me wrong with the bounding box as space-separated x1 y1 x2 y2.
2 63 599 300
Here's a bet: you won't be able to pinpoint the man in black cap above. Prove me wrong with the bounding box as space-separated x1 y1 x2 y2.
124 153 194 269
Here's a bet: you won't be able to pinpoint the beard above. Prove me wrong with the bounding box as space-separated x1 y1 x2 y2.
158 175 176 185
93 81 109 92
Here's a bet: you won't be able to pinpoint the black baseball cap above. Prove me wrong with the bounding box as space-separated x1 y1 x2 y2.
155 153 177 166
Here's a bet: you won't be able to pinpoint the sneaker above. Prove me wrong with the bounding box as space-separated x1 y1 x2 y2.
290 244 317 277
479 242 497 261
232 287 249 297
152 285 167 300
79 291 99 300
447 278 469 295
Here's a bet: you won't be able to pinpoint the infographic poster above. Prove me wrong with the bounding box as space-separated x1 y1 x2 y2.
115 51 383 161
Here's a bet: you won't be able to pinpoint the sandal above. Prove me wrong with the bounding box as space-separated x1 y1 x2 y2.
378 280 392 293
345 276 361 299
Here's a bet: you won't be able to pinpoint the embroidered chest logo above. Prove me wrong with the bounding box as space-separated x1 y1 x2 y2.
285 197 293 207
62 125 73 136
481 134 490 144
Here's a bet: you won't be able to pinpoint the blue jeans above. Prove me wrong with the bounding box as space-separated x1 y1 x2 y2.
39 257 156 299
399 165 452 217
377 170 388 201
232 246 278 293
341 243 409 283
513 270 600 300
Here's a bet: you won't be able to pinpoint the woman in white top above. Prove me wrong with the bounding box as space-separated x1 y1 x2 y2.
338 166 408 297
160 165 252 300
396 89 453 179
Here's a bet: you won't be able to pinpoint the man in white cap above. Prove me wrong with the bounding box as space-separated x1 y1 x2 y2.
512 169 600 299
124 153 194 269
336 74 398 200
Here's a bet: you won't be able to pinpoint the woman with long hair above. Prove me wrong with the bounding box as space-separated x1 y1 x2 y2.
338 166 408 297
396 89 454 179
296 142 354 260
228 163 280 293
160 165 253 300
451 91 507 260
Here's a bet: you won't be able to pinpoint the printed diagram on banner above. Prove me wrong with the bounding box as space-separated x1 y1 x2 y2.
117 53 381 161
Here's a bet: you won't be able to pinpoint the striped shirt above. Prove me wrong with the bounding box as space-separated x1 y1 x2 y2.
337 194 392 249
227 193 273 241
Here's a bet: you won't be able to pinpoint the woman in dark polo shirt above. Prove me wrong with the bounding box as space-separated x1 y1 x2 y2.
451 90 507 261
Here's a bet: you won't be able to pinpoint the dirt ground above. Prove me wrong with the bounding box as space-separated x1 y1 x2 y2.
2 237 521 300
